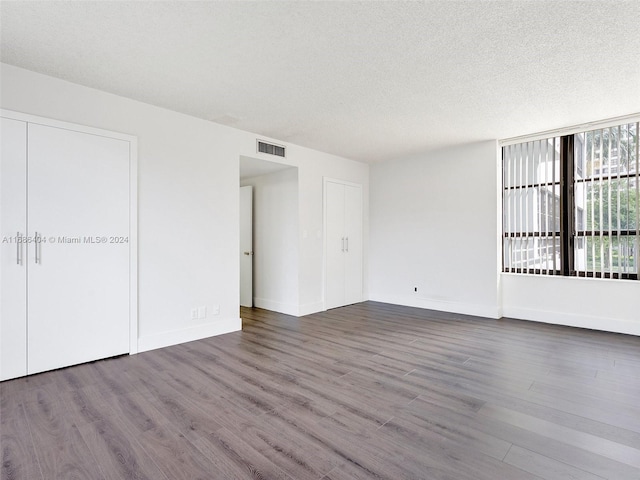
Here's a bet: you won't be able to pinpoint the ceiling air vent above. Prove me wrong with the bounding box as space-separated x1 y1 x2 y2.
257 140 286 158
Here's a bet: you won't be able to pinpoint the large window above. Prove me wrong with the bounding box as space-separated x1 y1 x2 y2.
502 120 639 280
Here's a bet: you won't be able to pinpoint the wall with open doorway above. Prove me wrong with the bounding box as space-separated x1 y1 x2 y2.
241 163 299 315
238 142 369 316
2 64 369 355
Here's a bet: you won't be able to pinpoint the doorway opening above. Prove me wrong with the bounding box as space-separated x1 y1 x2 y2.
239 155 299 316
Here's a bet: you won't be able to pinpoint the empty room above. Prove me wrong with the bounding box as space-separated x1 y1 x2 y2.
1 1 639 479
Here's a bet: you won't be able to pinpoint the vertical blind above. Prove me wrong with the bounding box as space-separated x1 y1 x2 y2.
502 120 639 280
503 137 561 275
574 123 639 278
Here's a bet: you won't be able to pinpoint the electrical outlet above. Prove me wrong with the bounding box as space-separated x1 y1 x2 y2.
198 306 207 319
212 304 220 315
190 308 198 320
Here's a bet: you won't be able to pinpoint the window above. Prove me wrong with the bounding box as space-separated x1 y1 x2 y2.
502 120 639 280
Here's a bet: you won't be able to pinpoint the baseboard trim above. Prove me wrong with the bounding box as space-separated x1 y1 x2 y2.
253 298 299 316
137 317 241 353
298 301 325 317
368 294 501 319
502 307 640 336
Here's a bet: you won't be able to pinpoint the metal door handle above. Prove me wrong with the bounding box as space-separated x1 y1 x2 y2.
17 231 21 265
341 237 345 252
345 236 349 252
35 232 40 264
243 251 253 256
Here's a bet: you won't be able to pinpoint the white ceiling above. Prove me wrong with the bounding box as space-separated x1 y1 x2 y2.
1 1 639 163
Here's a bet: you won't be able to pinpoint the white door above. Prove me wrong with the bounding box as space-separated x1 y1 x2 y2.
325 181 346 309
26 123 130 374
240 185 253 307
324 179 363 310
0 118 28 380
344 184 363 305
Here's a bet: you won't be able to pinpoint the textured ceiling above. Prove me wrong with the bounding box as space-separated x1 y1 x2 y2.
1 1 639 163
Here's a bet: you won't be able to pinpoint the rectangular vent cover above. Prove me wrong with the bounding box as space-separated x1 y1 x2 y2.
257 140 286 158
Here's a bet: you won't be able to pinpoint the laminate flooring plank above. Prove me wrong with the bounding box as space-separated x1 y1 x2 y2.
405 363 533 401
135 423 219 480
132 352 281 439
29 424 106 480
152 347 281 415
467 355 640 400
318 407 391 439
613 357 640 372
193 427 296 480
233 417 340 480
520 385 640 434
333 370 420 406
77 415 168 480
393 396 512 461
178 345 329 413
60 384 113 428
478 403 640 469
103 390 167 435
464 384 640 450
336 354 414 378
88 359 147 400
412 383 486 414
503 445 606 480
404 372 640 468
21 391 106 479
376 418 541 480
455 402 640 480
1 371 63 409
55 362 104 393
529 380 640 416
241 335 355 378
409 365 640 447
264 405 444 480
0 400 43 480
134 379 226 442
289 374 397 425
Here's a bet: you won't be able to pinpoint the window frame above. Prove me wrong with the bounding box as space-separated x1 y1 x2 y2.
501 119 639 281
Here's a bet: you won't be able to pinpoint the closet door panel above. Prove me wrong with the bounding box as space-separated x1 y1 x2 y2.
325 181 345 310
344 184 363 306
27 124 130 374
0 118 28 380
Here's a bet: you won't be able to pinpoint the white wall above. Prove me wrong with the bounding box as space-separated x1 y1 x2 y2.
369 137 640 337
295 146 371 315
369 141 501 319
502 275 640 335
235 141 370 316
1 63 244 351
1 63 370 352
241 168 299 315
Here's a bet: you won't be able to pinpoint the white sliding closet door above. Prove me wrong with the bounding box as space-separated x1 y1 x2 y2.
27 124 130 374
325 180 346 310
0 118 28 380
324 179 363 310
343 183 363 306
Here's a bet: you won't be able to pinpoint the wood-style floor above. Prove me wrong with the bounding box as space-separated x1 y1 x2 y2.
2 302 640 480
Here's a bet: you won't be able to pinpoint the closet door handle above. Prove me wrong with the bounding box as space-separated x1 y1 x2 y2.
341 237 345 252
34 232 40 264
17 231 21 265
345 236 349 252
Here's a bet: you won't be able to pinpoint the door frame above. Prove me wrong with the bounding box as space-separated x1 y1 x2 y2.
1 109 139 354
322 177 362 311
